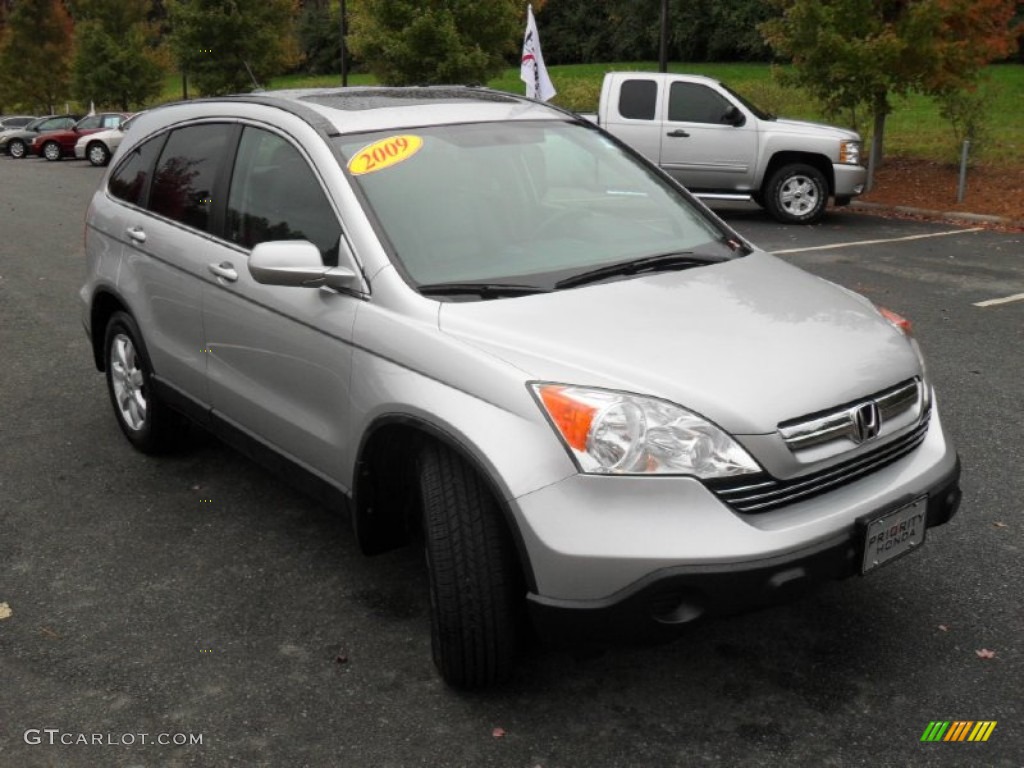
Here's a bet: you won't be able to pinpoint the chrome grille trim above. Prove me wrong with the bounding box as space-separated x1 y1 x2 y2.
779 378 921 451
706 414 930 514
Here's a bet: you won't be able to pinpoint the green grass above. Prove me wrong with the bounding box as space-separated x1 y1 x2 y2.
156 61 1023 165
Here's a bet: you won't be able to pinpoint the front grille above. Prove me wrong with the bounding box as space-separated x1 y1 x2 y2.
706 414 930 514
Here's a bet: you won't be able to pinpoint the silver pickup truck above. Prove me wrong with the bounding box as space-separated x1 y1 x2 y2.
587 72 867 224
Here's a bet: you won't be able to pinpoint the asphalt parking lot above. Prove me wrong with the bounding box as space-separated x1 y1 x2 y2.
1 157 1022 768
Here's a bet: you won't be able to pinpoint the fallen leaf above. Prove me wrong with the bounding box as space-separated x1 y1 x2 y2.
938 625 949 632
993 522 1007 528
975 648 997 659
0 602 11 620
335 654 348 665
492 727 507 739
39 626 60 639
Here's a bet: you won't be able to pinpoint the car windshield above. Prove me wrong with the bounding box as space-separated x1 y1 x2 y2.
20 117 48 131
720 84 774 121
335 120 735 289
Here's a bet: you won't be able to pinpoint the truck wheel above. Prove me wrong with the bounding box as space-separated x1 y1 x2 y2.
418 442 521 688
764 163 828 224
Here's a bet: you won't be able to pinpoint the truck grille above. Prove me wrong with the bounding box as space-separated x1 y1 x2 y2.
705 413 930 514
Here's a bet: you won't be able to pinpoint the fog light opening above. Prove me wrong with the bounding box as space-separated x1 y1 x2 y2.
651 598 704 626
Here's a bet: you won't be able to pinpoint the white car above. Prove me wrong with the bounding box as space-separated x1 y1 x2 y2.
75 113 138 166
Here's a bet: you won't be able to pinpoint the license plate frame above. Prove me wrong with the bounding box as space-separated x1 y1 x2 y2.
859 495 928 575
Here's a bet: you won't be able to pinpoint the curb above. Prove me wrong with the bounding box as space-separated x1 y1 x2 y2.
849 200 1022 227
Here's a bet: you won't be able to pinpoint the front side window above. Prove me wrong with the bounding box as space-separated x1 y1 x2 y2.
668 82 735 124
226 127 341 265
149 124 233 233
336 120 732 288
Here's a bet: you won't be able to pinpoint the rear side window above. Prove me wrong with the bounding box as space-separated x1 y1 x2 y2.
149 124 233 233
226 127 341 265
108 136 165 207
668 82 734 124
618 80 657 120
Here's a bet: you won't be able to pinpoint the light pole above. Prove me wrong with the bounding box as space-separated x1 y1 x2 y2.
659 0 668 73
340 0 348 87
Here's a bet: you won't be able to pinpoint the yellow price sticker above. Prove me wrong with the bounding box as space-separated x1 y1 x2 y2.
347 134 424 176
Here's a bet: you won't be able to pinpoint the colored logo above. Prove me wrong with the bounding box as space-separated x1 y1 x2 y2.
921 721 997 742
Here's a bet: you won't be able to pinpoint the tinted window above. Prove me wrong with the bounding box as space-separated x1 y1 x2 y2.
618 80 657 120
149 124 233 233
226 127 341 265
668 82 734 124
108 136 165 207
77 115 102 131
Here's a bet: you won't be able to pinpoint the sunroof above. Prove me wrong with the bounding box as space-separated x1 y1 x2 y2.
299 88 518 112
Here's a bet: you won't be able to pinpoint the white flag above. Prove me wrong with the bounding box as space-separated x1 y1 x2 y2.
520 4 555 102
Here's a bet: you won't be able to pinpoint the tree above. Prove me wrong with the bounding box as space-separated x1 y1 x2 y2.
761 0 1021 186
297 0 343 75
70 0 165 111
348 0 520 86
0 0 74 113
167 0 298 96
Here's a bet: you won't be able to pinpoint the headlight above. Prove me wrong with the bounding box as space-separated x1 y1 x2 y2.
532 383 761 478
839 140 862 166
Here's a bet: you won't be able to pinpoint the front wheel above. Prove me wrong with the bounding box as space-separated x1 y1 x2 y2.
87 141 110 167
42 141 62 161
103 311 187 454
418 443 522 688
763 163 828 224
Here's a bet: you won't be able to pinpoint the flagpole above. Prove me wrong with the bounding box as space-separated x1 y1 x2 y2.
340 0 348 87
659 0 668 73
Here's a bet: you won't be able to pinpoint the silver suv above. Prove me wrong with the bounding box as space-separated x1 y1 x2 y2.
81 87 961 688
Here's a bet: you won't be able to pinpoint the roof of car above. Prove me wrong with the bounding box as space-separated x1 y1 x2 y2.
142 86 570 137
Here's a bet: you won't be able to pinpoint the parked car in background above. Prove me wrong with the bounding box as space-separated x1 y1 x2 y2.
75 112 139 166
0 115 36 129
586 72 867 224
0 114 81 158
81 87 960 688
31 112 127 161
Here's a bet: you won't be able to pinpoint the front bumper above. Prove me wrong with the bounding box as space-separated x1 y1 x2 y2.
528 457 960 644
833 163 868 198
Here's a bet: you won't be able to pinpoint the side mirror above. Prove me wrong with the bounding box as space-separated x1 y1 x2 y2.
722 106 746 127
248 240 359 291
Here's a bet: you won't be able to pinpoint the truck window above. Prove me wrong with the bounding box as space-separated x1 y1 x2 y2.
668 82 734 124
618 80 657 121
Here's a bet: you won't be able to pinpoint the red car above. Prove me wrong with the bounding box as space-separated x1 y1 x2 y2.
31 113 127 161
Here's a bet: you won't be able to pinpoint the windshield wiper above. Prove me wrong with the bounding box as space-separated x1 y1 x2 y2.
554 251 728 290
417 281 552 299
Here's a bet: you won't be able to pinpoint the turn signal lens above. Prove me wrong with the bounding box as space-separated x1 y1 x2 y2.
878 306 912 336
538 385 596 451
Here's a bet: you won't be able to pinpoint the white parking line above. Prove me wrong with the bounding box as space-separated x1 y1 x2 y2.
973 292 1024 308
772 228 983 255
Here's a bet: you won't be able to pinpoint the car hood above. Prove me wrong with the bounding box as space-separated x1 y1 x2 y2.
438 251 918 434
769 117 860 142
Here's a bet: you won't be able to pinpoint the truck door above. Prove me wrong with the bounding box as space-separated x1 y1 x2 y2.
659 81 759 193
602 78 663 167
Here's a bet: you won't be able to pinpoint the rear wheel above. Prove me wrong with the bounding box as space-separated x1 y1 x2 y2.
8 139 26 159
763 163 828 224
43 141 62 161
103 311 187 454
418 442 522 688
87 141 110 167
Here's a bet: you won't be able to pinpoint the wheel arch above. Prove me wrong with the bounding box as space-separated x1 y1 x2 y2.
352 413 538 593
89 289 132 371
762 151 835 196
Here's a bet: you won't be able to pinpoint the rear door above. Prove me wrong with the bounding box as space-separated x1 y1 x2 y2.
601 77 664 167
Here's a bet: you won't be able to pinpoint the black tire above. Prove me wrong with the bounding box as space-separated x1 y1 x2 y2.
8 139 26 159
87 141 110 167
763 163 828 224
103 311 187 454
42 141 62 162
418 442 522 688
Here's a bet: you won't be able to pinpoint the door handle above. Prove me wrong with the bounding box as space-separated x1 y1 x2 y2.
666 129 690 138
125 226 146 243
208 262 238 282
